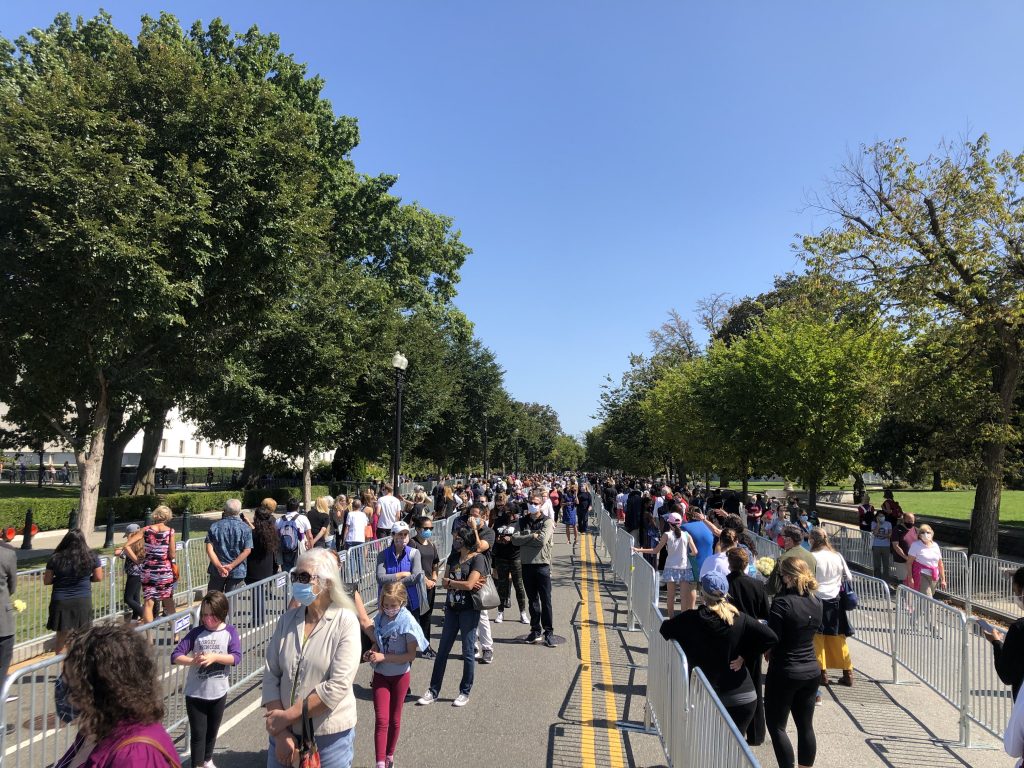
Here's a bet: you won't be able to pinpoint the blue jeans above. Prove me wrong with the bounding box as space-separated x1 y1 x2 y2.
428 607 480 697
268 727 354 768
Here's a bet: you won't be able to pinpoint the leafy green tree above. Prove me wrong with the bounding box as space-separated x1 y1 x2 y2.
803 135 1024 554
548 434 585 470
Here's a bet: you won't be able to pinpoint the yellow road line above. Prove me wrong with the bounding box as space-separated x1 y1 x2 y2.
587 534 626 768
579 530 597 765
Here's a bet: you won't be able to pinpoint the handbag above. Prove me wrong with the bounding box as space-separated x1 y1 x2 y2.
473 573 500 611
839 578 859 611
297 698 320 768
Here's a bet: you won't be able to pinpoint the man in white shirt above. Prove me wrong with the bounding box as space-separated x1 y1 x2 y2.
376 484 403 539
275 498 312 571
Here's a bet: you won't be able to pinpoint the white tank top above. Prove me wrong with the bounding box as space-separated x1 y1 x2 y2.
664 530 690 570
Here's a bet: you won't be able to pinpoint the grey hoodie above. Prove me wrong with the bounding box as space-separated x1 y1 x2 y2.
512 516 554 565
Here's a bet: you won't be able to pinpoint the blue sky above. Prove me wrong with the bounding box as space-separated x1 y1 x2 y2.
4 2 1024 437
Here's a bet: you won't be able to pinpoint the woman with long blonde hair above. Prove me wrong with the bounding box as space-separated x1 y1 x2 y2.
766 557 823 768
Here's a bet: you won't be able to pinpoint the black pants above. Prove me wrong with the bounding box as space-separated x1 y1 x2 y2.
744 653 766 746
418 587 436 645
578 509 589 533
522 563 553 633
186 694 227 764
124 574 144 620
724 699 758 743
207 574 243 593
765 673 818 768
0 634 13 693
494 557 527 612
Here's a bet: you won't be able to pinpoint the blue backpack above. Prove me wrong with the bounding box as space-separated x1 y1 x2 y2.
279 514 301 553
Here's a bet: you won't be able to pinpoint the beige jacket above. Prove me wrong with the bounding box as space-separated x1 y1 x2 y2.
262 603 362 736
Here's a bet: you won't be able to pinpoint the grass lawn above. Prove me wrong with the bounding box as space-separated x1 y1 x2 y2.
886 489 1024 526
0 484 79 499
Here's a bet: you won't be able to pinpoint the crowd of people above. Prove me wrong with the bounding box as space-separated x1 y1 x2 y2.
4 473 1021 768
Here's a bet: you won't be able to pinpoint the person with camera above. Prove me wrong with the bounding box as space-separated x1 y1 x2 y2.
492 498 529 625
453 504 496 663
513 492 556 647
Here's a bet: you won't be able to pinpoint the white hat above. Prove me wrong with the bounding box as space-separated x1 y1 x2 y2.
391 521 411 534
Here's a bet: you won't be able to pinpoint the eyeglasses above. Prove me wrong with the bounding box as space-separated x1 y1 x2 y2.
422 527 434 531
290 571 316 584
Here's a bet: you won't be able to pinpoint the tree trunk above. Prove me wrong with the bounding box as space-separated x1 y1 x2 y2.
970 330 1022 556
931 469 943 492
239 433 265 489
741 475 749 496
807 476 818 514
302 449 312 513
75 385 110 534
130 402 168 497
100 403 127 498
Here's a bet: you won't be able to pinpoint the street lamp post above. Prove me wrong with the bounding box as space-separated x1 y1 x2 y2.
390 351 408 493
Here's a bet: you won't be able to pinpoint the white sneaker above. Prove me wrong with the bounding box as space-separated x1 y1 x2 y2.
520 611 529 624
416 691 437 706
452 693 470 707
495 611 504 623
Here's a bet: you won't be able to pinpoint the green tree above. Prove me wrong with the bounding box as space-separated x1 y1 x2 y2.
803 136 1024 554
548 434 585 470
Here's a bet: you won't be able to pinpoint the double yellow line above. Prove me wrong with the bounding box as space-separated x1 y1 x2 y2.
579 533 625 768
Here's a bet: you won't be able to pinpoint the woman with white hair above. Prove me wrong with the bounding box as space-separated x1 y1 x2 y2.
262 547 361 768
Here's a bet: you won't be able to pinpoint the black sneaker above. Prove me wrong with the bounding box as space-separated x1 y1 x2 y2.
480 648 494 664
543 633 556 648
525 630 542 644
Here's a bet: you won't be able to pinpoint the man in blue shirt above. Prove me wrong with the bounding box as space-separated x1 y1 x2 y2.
205 498 253 593
680 508 716 611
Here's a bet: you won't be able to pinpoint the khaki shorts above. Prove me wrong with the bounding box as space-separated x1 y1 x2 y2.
894 562 908 582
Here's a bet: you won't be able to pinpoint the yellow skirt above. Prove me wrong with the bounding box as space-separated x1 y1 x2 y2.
814 633 852 671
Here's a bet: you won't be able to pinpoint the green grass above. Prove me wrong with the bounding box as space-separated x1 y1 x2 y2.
0 485 80 499
884 489 1024 526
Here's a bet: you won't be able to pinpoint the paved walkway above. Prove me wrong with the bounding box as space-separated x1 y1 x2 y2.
132 524 1015 768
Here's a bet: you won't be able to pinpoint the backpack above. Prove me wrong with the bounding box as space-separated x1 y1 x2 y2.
279 514 301 553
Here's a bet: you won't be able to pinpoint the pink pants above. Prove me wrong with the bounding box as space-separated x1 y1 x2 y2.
372 671 411 762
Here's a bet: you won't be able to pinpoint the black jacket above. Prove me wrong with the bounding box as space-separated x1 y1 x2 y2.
993 617 1024 701
767 588 823 681
727 572 770 621
625 490 644 530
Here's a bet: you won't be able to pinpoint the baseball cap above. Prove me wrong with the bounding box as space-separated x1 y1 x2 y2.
700 570 729 598
391 521 411 534
665 512 683 526
123 523 141 538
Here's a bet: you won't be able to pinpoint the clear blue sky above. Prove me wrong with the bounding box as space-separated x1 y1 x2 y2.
4 2 1024 438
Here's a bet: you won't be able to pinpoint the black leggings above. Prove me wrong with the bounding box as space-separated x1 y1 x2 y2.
765 673 818 767
123 574 144 620
724 699 758 742
186 694 227 764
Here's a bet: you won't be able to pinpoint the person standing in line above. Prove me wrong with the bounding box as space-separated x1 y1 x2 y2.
562 484 579 547
416 528 487 707
809 528 855 691
455 504 496 664
115 523 145 623
576 482 593 535
766 525 817 597
364 582 427 768
633 512 697 618
330 495 350 553
681 508 718 610
0 536 16 691
307 496 333 548
205 499 253 593
726 548 771 746
493 501 529 625
342 499 369 550
276 498 312 572
856 494 876 533
870 510 893 579
123 506 178 625
410 516 439 658
513 493 556 646
982 566 1024 702
765 557 823 768
44 529 104 653
905 524 946 597
375 485 403 540
890 512 918 584
375 522 423 618
172 591 241 768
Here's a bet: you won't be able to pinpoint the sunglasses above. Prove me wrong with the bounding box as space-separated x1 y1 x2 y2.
290 571 316 584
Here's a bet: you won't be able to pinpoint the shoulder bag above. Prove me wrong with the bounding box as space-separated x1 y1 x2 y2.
839 562 858 611
472 569 500 611
298 697 321 768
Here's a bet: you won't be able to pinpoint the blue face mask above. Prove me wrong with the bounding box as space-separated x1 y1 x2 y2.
419 529 433 539
292 582 317 606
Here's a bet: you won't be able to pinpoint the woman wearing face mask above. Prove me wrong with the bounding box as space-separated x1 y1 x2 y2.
262 547 362 768
364 583 427 768
417 527 488 707
905 524 945 597
870 511 893 579
172 591 241 768
375 522 423 617
410 516 439 657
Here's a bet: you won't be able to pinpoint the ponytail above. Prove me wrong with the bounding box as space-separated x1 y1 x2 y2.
779 557 818 596
703 594 738 626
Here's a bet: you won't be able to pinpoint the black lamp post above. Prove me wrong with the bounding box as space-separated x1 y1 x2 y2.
390 351 408 492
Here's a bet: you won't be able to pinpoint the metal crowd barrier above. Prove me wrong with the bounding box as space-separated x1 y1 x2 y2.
747 533 783 562
847 571 896 656
970 554 1020 619
644 602 690 764
683 667 760 768
0 572 290 767
629 554 658 637
965 617 1014 744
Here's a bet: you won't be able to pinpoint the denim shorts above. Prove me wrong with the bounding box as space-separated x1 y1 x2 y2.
662 567 689 584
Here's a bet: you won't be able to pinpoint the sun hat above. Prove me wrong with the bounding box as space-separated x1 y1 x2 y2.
391 521 411 534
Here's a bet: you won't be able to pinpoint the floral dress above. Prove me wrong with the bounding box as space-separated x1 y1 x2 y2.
142 527 175 600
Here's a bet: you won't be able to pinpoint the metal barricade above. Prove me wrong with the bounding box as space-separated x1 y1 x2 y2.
644 602 690 767
969 554 1020 620
0 573 291 767
341 537 392 610
893 585 969 744
12 567 53 650
843 528 874 571
748 533 782 562
629 554 658 637
847 571 895 656
965 617 1013 744
681 667 760 768
179 536 210 603
940 547 971 606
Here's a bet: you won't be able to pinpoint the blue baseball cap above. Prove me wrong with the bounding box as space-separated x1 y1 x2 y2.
700 570 729 598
